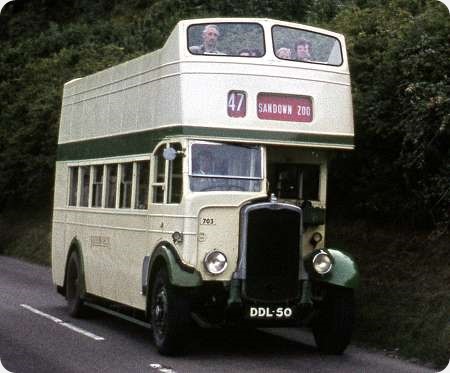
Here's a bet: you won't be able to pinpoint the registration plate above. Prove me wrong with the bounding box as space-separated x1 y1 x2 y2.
248 306 294 319
257 93 313 122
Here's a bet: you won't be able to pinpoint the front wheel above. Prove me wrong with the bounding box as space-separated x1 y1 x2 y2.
312 286 355 354
150 268 190 355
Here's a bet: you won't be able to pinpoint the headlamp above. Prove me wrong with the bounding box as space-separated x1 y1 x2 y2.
312 251 332 275
204 251 228 275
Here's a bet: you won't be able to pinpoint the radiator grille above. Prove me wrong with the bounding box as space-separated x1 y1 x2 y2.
243 207 301 301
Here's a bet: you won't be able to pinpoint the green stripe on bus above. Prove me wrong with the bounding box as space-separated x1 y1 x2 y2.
57 126 354 161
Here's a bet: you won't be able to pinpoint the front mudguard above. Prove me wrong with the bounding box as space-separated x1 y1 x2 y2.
142 242 203 296
305 248 359 289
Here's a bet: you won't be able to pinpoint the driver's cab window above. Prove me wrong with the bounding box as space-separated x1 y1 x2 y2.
152 143 183 204
189 141 262 192
269 163 320 201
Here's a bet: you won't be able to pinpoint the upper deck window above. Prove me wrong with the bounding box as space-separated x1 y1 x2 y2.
272 25 343 66
188 23 265 57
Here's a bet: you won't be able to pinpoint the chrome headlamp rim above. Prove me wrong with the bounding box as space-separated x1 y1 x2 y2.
312 250 333 275
203 250 228 275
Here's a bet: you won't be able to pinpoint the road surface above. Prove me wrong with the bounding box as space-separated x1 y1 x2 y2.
0 256 434 373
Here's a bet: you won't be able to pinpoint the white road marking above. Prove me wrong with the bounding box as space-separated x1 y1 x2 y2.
20 304 63 323
149 363 177 373
438 360 450 373
159 369 176 373
59 322 105 341
0 358 14 373
0 1 15 16
20 304 105 341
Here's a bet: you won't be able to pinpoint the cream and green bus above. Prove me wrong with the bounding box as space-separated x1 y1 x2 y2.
52 18 359 355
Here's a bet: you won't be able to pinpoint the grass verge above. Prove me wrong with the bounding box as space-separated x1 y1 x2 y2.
327 220 450 369
0 207 51 266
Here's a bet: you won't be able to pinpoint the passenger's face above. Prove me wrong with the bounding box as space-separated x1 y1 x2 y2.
278 49 291 59
296 44 310 60
203 27 219 48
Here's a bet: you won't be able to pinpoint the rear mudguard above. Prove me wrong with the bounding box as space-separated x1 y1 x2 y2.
62 237 87 296
305 248 359 289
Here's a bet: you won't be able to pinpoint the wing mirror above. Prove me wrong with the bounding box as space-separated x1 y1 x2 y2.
163 147 184 161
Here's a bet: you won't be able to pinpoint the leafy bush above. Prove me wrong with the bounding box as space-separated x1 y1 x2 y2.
329 0 449 230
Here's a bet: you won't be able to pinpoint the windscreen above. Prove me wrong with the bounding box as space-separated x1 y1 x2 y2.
190 142 262 192
272 25 343 66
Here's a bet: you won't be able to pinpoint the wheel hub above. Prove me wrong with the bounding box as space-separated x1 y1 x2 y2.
153 288 168 332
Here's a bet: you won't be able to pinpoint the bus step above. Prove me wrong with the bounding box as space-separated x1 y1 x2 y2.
84 301 152 330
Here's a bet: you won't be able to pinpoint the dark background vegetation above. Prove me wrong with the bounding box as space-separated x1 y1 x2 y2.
0 0 448 368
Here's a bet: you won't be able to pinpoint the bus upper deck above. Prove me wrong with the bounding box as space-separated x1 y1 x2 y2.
57 18 354 161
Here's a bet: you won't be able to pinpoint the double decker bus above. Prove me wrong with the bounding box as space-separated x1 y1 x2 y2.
52 18 359 355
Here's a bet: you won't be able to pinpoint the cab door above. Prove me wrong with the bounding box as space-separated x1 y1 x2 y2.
148 141 185 249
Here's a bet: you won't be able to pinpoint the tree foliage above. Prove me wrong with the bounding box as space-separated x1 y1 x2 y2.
0 0 448 229
329 0 449 229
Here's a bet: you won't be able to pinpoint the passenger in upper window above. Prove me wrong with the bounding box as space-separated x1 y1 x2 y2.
239 48 252 56
276 47 292 60
238 48 262 57
294 39 312 61
190 24 225 55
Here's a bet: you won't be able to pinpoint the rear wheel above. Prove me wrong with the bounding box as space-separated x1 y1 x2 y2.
65 252 86 318
150 268 191 355
312 287 355 354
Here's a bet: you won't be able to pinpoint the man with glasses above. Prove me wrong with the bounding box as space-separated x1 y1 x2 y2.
190 24 225 55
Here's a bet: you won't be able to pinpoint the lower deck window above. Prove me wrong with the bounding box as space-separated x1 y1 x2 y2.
120 163 133 208
105 164 118 208
68 167 78 206
79 166 90 207
66 158 152 210
135 161 149 209
92 165 103 207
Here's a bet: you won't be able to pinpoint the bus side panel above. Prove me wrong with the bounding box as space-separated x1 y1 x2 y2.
51 162 68 287
100 212 149 310
63 210 108 299
59 62 183 146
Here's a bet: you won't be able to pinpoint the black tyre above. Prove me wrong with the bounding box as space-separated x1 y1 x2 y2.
312 287 355 354
150 268 190 355
65 252 86 318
